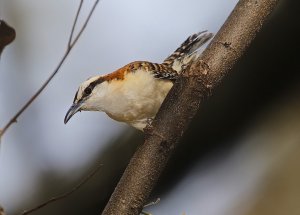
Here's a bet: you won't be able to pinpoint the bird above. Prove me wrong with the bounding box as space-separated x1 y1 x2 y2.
64 31 213 131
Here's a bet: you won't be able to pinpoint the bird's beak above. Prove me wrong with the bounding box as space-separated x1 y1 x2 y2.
64 102 83 124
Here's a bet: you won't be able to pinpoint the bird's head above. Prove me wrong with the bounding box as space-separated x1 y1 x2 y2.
64 75 108 124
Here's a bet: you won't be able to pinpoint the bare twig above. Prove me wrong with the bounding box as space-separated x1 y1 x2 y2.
102 0 280 214
140 198 160 215
20 164 103 215
140 212 151 215
69 0 99 48
0 0 100 141
67 0 83 49
144 198 160 208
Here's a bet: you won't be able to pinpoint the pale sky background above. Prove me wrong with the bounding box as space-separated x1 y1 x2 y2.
2 1 298 215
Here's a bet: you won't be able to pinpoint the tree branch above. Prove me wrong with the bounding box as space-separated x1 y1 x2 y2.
0 0 100 142
102 0 279 214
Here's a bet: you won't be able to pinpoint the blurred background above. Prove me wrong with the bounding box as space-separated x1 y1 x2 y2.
1 0 300 214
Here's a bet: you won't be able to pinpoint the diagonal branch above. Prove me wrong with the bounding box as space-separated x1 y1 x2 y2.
69 0 99 49
20 164 102 215
101 0 280 214
0 0 100 141
67 0 84 49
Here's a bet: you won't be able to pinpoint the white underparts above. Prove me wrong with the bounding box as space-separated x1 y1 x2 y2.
97 70 173 130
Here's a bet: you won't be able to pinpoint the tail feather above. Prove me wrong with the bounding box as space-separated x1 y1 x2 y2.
163 31 213 72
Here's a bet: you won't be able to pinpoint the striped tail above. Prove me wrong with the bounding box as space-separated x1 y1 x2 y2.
163 31 213 73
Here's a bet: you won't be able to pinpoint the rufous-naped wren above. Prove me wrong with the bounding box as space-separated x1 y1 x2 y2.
64 31 213 131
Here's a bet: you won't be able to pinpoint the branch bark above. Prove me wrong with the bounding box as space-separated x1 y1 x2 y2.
102 0 279 214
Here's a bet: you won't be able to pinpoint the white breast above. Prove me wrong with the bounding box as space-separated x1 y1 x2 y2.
101 69 173 130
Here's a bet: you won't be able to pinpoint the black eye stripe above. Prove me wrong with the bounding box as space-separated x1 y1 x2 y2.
73 90 79 103
80 77 105 100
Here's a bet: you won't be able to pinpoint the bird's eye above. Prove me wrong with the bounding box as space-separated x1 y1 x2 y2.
84 87 92 95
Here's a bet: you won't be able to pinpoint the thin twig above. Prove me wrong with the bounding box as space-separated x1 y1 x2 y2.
70 0 99 48
140 212 151 215
0 0 100 141
140 198 160 215
20 164 103 215
144 198 160 208
67 0 84 49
